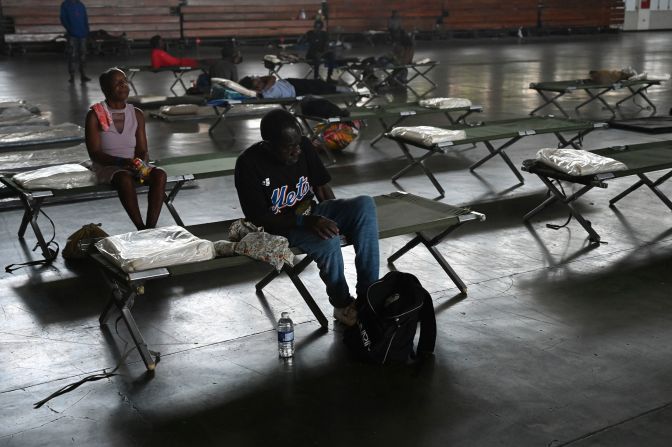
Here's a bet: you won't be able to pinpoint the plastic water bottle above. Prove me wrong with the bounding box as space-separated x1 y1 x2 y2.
277 312 295 358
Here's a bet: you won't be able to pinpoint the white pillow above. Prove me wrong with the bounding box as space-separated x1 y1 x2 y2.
210 78 257 98
390 126 466 146
419 97 472 109
536 148 628 176
13 163 96 189
159 104 200 115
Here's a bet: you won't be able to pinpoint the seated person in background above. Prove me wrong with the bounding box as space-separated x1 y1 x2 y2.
239 75 350 99
209 39 242 82
85 67 167 230
300 20 335 82
190 40 243 95
234 109 379 326
150 34 199 69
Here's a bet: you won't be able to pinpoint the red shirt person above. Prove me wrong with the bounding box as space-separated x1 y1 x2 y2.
149 35 199 69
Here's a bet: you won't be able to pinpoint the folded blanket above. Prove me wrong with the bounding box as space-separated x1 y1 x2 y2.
390 126 466 146
419 97 472 109
210 78 257 98
12 163 96 189
95 226 215 273
535 148 628 176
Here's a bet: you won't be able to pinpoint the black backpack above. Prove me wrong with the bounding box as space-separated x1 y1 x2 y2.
344 271 436 364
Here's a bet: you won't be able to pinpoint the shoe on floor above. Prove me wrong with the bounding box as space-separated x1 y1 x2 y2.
81 75 91 83
333 301 358 326
68 77 75 84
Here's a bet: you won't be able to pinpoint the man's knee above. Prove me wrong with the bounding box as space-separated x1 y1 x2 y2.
351 195 375 214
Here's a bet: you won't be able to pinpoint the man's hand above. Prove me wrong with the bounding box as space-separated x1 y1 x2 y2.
305 215 339 240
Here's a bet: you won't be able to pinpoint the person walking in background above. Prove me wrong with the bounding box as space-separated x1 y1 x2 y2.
60 0 91 83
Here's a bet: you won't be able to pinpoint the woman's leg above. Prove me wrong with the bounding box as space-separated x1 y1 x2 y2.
111 171 144 230
145 168 167 229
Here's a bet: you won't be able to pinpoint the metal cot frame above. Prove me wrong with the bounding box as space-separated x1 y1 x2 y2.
522 141 672 243
385 116 607 196
121 65 204 96
0 153 237 261
91 191 485 370
529 78 662 119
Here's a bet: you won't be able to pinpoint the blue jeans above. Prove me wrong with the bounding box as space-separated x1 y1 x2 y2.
288 196 379 308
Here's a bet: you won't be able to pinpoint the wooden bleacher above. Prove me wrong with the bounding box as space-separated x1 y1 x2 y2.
0 0 625 53
180 2 317 40
1 0 181 53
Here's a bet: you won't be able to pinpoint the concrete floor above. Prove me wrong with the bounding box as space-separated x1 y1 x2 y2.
1 32 672 446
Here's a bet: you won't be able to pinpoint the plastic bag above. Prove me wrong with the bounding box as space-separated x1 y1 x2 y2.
535 148 628 176
313 121 361 151
389 126 466 146
419 97 472 109
12 163 96 189
95 226 215 272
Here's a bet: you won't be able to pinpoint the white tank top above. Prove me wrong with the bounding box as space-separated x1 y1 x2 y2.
99 103 137 158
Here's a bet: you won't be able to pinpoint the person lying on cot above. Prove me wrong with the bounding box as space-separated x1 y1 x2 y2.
234 109 379 326
149 35 199 70
85 67 167 230
239 75 351 99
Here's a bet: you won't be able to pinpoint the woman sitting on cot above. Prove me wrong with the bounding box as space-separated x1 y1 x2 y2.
85 67 167 230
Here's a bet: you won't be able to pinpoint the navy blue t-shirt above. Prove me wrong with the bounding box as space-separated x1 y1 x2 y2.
235 137 330 236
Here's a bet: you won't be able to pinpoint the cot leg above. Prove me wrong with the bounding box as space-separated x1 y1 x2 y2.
528 175 601 243
17 194 54 260
371 116 404 146
99 279 156 371
126 71 138 96
164 180 187 226
17 195 37 239
256 256 313 291
282 263 328 328
391 141 445 196
530 90 569 118
610 171 672 210
523 193 560 221
425 244 467 294
387 235 424 264
576 88 614 118
470 138 524 184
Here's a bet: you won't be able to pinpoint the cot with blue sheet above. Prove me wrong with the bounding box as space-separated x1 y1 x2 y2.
384 116 607 196
522 141 672 243
529 78 664 119
91 191 486 370
0 153 237 262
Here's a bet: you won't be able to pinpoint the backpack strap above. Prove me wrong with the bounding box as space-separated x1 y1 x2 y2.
416 292 436 354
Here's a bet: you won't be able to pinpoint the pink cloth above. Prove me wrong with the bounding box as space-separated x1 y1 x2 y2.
90 102 113 131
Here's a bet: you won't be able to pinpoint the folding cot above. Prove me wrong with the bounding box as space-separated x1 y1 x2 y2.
529 78 663 119
384 116 607 196
522 141 672 243
0 123 84 149
127 94 206 110
339 60 439 98
298 101 483 147
0 153 237 262
91 191 486 370
121 65 203 96
206 91 366 135
265 56 361 80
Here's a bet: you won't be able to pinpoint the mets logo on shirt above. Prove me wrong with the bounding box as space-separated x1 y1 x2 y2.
270 176 311 214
